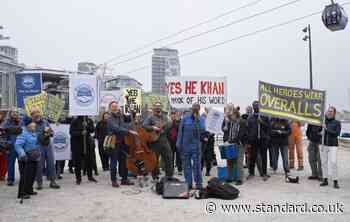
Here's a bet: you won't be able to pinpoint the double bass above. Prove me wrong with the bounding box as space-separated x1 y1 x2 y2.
124 109 157 176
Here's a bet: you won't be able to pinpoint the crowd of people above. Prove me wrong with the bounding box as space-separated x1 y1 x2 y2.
0 100 342 200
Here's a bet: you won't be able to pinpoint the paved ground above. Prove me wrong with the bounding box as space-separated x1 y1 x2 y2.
1 143 350 222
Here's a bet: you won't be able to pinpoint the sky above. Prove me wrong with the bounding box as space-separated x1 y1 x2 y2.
1 0 350 110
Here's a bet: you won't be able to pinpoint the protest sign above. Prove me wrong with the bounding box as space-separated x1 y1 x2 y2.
69 75 99 116
205 109 225 134
258 81 326 125
99 91 123 111
123 88 142 114
24 92 47 116
51 124 71 160
15 73 42 108
46 94 64 122
165 76 227 108
142 93 169 111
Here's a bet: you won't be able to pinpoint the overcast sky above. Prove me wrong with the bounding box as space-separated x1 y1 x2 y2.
1 0 349 110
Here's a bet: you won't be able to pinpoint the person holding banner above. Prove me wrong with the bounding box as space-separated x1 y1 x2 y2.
270 118 291 175
222 105 248 185
176 103 206 190
247 101 271 181
306 124 323 180
143 102 174 180
320 107 341 189
70 116 97 185
107 101 135 187
31 109 60 190
4 109 23 186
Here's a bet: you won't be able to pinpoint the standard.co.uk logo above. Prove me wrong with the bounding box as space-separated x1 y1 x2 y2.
21 75 35 89
74 84 95 106
53 132 68 152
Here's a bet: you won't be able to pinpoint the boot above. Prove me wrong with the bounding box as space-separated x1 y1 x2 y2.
320 178 328 186
112 181 119 188
76 178 82 185
88 177 98 183
121 179 134 185
36 182 43 190
50 180 60 189
333 180 340 189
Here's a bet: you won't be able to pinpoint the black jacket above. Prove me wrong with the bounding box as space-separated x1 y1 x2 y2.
222 118 248 145
323 118 341 146
306 124 322 144
247 113 271 143
70 117 95 155
95 120 108 142
270 120 291 146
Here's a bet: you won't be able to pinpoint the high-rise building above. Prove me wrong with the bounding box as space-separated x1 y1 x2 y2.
152 48 180 95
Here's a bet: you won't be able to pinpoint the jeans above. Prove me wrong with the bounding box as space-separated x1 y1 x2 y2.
36 145 56 183
110 144 128 182
181 148 202 188
6 146 17 183
307 142 322 178
271 143 289 173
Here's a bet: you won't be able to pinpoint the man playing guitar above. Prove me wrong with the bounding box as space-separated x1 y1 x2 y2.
142 102 173 180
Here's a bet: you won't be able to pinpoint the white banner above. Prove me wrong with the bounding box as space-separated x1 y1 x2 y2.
69 75 99 116
51 124 71 161
165 76 227 108
206 109 224 134
100 90 123 111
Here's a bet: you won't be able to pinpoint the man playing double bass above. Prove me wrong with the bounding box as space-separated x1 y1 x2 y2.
107 101 137 187
143 102 173 180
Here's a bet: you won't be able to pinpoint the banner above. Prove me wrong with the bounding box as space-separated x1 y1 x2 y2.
69 75 99 116
46 94 64 122
15 73 42 108
165 76 227 108
24 92 47 117
142 93 169 112
100 90 123 111
206 109 224 134
51 124 71 160
123 88 142 114
258 81 326 125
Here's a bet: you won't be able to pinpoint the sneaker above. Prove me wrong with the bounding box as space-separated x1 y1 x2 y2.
7 181 14 186
36 183 43 190
20 194 31 200
333 180 340 189
88 177 98 183
320 178 328 187
262 175 269 181
178 171 183 176
308 176 319 180
76 179 82 185
297 166 304 171
112 181 120 188
246 174 254 180
236 180 243 186
28 191 38 195
121 180 134 186
50 181 60 189
57 175 63 180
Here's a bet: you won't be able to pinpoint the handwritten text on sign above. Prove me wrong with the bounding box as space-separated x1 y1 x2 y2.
165 76 227 108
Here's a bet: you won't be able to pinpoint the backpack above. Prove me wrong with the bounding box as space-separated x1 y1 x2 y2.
198 177 240 200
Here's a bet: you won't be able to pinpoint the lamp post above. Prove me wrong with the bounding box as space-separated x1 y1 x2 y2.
303 24 313 89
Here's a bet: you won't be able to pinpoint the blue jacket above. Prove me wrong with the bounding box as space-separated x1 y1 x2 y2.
3 118 23 145
15 127 40 158
176 114 206 152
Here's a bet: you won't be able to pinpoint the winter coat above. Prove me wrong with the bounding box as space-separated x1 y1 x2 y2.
70 117 95 156
222 118 248 145
106 112 130 143
306 124 322 144
95 120 108 143
3 118 23 146
15 128 41 161
270 120 291 146
323 118 341 146
247 113 271 143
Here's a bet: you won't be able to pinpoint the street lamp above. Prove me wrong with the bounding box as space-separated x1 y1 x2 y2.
302 24 313 90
